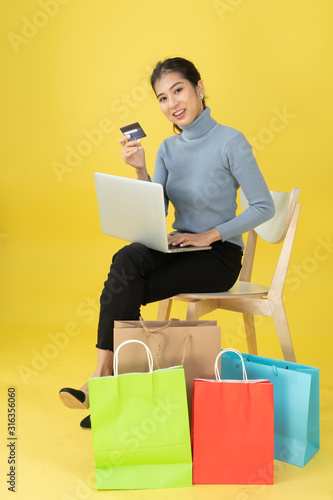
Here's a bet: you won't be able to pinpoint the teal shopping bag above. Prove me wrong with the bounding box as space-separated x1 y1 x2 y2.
220 351 319 467
88 340 192 490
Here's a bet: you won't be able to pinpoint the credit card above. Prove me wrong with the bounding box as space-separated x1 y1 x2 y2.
120 122 146 140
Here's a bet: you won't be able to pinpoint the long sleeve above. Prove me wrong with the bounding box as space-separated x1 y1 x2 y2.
215 132 275 242
152 142 170 216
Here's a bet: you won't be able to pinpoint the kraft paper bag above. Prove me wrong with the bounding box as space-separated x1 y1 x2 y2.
220 351 320 467
192 348 274 485
89 340 192 490
114 319 221 416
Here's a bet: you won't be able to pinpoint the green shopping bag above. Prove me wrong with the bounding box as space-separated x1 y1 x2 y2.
88 340 192 490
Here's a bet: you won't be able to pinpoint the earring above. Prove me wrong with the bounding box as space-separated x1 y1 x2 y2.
200 94 204 112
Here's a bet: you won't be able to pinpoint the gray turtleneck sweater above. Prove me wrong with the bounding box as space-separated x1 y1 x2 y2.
152 107 275 249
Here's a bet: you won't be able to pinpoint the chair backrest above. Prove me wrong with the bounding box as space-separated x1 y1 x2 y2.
240 188 300 244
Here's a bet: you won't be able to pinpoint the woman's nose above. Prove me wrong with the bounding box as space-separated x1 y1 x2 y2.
168 94 177 109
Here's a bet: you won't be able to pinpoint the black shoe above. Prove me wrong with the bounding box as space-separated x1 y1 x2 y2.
80 415 91 429
59 387 89 409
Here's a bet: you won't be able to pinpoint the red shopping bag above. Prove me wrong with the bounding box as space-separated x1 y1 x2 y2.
192 348 274 485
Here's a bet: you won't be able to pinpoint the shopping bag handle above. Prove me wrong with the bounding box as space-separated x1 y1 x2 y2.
113 340 154 377
139 316 190 369
214 348 248 382
139 316 174 333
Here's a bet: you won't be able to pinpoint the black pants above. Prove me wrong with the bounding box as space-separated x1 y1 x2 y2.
97 241 243 351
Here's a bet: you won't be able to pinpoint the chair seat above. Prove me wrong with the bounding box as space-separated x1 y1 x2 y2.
174 281 269 300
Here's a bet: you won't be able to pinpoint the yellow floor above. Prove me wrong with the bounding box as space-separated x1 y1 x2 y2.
0 301 332 500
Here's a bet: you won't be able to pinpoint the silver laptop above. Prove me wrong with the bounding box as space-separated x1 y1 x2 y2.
94 172 212 253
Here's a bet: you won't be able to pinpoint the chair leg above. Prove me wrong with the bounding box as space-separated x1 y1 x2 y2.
157 299 172 320
186 299 219 321
186 301 200 320
269 298 296 362
243 313 258 355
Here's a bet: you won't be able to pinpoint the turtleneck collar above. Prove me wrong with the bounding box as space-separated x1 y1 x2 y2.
180 106 217 141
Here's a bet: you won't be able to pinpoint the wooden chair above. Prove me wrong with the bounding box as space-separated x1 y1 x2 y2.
157 188 301 362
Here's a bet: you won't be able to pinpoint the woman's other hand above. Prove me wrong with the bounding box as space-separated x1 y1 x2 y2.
168 228 222 248
118 135 148 180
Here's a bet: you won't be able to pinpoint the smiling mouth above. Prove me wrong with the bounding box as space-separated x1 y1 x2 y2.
173 109 185 118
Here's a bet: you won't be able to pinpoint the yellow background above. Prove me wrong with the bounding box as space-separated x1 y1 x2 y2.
1 1 332 499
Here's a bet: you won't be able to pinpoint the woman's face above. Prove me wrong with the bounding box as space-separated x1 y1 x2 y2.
154 71 204 128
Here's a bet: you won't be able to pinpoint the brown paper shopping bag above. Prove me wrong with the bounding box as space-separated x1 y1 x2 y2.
114 319 221 416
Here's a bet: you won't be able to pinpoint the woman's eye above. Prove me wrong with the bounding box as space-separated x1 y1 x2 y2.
159 96 166 102
175 88 182 94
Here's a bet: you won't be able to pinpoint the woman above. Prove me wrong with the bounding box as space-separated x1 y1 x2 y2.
59 57 275 429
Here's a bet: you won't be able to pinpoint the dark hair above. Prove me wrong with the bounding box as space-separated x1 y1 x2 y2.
150 57 206 134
